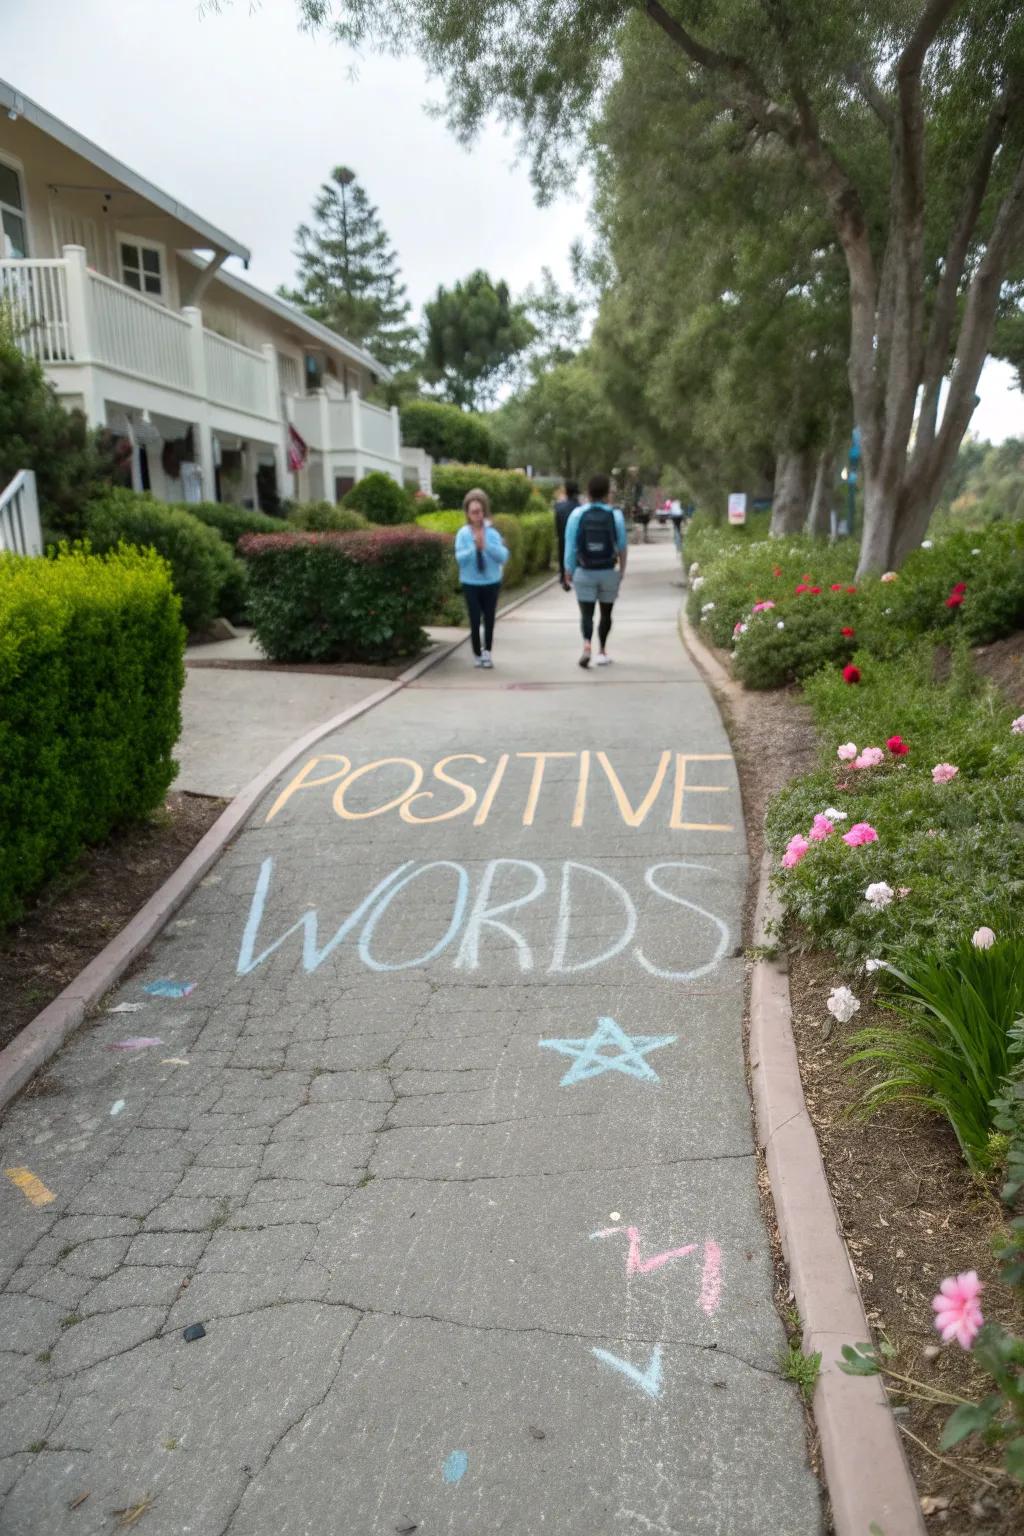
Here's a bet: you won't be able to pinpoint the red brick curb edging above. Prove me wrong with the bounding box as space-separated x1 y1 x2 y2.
679 603 925 1536
0 577 558 1115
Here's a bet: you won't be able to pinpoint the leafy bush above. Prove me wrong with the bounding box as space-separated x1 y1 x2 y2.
0 545 184 927
289 500 369 533
84 488 236 631
432 463 533 515
186 501 290 546
399 399 508 468
0 330 116 540
519 511 555 574
341 471 416 525
411 493 441 515
732 596 860 688
525 488 552 515
416 510 464 535
239 526 449 663
492 514 525 586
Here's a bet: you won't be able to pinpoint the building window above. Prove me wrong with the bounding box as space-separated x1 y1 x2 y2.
0 161 28 258
119 239 164 298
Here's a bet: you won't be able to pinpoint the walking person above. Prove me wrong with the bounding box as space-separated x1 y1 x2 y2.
455 488 508 669
668 496 685 553
553 480 581 592
563 472 628 669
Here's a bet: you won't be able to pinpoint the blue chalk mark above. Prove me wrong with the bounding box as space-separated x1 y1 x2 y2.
143 980 195 999
538 1017 676 1086
592 1344 664 1400
442 1450 468 1485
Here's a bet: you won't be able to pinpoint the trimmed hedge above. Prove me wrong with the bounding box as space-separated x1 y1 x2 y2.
341 471 416 525
84 488 237 631
519 512 555 574
239 526 449 662
0 545 184 927
399 399 508 468
492 514 525 587
289 500 369 533
186 501 290 546
416 510 464 536
432 464 533 515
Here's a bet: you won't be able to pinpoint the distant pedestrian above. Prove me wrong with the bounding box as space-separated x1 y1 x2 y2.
455 488 508 669
554 480 581 591
563 472 628 669
668 497 685 552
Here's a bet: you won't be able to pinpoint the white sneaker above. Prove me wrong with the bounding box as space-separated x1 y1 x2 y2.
596 653 612 667
481 650 494 669
474 655 485 667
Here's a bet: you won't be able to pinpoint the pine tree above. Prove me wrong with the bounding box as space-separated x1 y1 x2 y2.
279 167 419 378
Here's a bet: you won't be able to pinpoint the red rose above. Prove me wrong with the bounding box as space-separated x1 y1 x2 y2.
841 627 855 638
831 583 843 592
809 586 822 594
843 664 861 684
802 573 812 581
945 592 964 608
951 582 967 595
847 585 857 594
795 584 809 594
887 735 909 756
773 566 782 577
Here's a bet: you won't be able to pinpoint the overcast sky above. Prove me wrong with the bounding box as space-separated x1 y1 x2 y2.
4 0 1021 442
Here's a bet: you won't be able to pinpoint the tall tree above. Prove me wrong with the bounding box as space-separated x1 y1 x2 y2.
422 270 535 410
295 2 1024 574
279 165 420 377
496 352 627 478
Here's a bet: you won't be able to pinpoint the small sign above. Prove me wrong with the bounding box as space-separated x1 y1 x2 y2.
727 493 747 525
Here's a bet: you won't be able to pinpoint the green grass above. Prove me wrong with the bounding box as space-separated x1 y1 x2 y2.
780 1343 822 1404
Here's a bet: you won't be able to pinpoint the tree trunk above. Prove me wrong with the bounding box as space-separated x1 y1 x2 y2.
856 471 900 576
806 450 836 537
770 450 812 536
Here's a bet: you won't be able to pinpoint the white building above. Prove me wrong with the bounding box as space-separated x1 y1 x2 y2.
0 78 422 509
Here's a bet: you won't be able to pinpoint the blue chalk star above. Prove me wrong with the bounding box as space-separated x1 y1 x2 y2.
539 1016 677 1087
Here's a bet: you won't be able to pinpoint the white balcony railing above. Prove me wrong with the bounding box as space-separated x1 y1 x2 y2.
0 259 74 362
361 398 398 460
204 329 272 416
89 270 193 391
0 469 43 556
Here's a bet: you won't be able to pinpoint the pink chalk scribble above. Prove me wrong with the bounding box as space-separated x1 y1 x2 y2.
699 1240 723 1317
592 1225 697 1276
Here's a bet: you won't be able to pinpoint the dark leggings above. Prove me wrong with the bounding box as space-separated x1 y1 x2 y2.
578 600 615 646
463 582 500 656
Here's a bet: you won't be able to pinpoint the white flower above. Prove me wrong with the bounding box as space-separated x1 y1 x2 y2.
738 622 747 634
972 926 996 949
776 620 785 630
922 539 933 549
826 986 861 1024
884 607 893 615
864 881 895 911
691 576 705 593
822 807 848 822
701 601 715 613
971 548 981 556
864 958 884 974
689 562 701 579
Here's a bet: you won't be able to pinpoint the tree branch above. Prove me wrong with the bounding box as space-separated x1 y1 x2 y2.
898 0 968 80
845 63 895 132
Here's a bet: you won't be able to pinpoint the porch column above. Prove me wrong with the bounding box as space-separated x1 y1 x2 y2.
182 307 214 501
318 389 332 501
390 404 402 485
262 343 290 500
61 244 102 425
349 389 363 484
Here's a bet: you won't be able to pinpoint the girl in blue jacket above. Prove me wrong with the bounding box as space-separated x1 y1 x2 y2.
454 488 508 668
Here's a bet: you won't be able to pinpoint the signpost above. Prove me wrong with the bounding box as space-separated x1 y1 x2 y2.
727 493 747 526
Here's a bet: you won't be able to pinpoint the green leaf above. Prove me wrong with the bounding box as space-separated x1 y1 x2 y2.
940 1398 1000 1450
1002 1436 1024 1485
838 1342 880 1376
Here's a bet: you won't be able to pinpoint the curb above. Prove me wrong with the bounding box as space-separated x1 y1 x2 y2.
0 574 559 1116
679 605 925 1536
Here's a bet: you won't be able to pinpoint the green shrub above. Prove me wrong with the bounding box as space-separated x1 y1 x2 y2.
341 471 415 525
185 501 290 546
492 514 525 587
289 500 369 533
432 464 533 515
84 488 235 631
399 399 507 467
0 545 184 927
519 512 555 574
731 596 860 689
411 493 441 515
525 488 552 515
857 522 1024 651
416 510 464 535
687 532 858 650
239 526 449 663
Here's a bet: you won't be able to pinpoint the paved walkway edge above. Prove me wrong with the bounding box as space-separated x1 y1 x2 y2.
0 577 558 1115
680 605 926 1536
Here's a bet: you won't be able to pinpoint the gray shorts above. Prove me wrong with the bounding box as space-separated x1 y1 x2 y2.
573 566 621 604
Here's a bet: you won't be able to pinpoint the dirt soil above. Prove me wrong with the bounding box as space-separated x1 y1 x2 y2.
0 792 226 1055
698 625 1024 1535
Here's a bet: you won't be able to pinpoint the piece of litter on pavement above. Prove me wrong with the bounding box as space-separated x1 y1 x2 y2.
105 1038 163 1052
143 980 195 999
160 1058 190 1067
173 918 196 927
527 1426 546 1440
442 1451 468 1485
4 1166 56 1207
68 1490 90 1510
107 1003 145 1015
182 1323 206 1342
609 1211 621 1221
110 1100 125 1117
394 1523 418 1535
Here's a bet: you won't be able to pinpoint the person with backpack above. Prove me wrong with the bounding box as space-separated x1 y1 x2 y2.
454 487 508 669
553 480 581 592
562 472 628 669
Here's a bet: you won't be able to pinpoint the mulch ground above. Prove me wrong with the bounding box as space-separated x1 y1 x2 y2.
706 628 1024 1534
0 792 226 1055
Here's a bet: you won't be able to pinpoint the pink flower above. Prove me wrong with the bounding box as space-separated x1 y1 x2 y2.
837 742 858 761
853 747 884 769
809 814 835 841
1011 716 1024 735
752 600 776 613
843 822 878 847
932 763 959 784
781 834 810 869
880 571 898 583
932 1271 984 1350
972 926 996 949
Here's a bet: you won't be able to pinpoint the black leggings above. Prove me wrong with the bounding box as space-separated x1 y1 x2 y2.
463 582 500 656
579 601 615 646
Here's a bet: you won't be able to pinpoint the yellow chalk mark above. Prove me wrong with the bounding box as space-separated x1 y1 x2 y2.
473 752 510 826
596 750 672 828
571 750 591 828
518 752 576 827
400 755 485 824
265 755 350 823
333 757 424 820
4 1167 56 1207
669 754 735 832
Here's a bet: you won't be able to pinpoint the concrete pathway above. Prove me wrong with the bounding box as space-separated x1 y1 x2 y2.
0 538 822 1535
